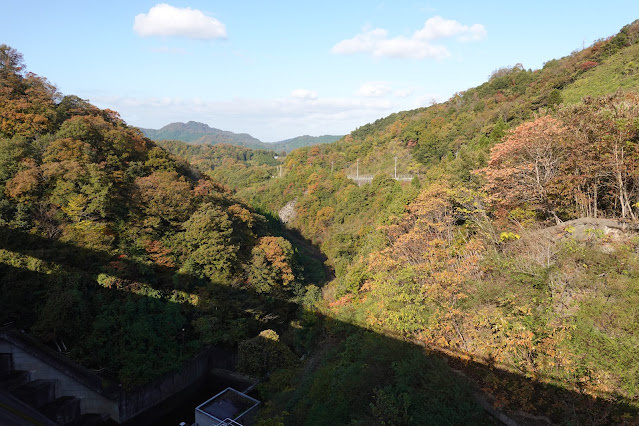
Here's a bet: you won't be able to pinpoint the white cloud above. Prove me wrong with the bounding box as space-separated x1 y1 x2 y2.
458 24 487 41
415 16 486 41
291 89 318 100
393 87 415 97
357 82 420 98
375 37 449 59
134 4 227 40
332 16 485 59
331 28 388 55
87 93 397 142
357 82 390 97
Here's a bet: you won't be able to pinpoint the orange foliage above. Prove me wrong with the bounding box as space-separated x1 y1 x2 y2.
5 158 41 200
43 138 93 163
144 240 175 268
134 171 194 227
0 72 58 138
329 293 354 308
227 204 254 227
478 115 569 221
255 236 295 286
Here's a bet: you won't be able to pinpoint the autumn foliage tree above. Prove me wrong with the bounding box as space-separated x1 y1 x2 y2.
359 184 484 347
0 44 58 139
479 115 570 223
558 92 639 219
480 94 639 222
134 171 194 232
248 236 295 293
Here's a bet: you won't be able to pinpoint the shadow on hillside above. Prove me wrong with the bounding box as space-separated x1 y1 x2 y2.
0 225 637 425
252 206 335 286
281 225 335 284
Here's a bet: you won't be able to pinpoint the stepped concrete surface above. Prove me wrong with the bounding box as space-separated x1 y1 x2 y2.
13 379 57 409
0 330 120 420
0 353 12 375
42 395 81 425
0 388 57 425
0 370 30 390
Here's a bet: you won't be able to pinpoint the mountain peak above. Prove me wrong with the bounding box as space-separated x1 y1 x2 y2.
141 122 343 152
164 121 214 132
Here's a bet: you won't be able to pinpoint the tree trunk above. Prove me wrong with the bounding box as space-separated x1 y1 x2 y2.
593 181 598 218
623 186 636 220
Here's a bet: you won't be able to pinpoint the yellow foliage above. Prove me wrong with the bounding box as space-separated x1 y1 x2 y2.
499 231 521 242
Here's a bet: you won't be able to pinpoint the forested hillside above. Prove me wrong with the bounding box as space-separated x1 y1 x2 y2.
157 139 281 190
0 44 309 388
189 21 639 424
0 43 490 424
142 120 342 152
272 134 343 152
4 18 639 426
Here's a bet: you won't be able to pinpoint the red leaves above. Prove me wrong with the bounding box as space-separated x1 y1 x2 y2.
478 116 569 220
579 61 599 70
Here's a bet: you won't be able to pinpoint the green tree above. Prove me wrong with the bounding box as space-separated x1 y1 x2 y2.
180 202 238 282
134 171 194 232
237 329 298 376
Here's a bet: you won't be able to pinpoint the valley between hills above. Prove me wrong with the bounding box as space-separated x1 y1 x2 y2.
2 19 639 426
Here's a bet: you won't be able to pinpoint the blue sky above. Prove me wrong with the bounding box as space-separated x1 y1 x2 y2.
3 1 639 141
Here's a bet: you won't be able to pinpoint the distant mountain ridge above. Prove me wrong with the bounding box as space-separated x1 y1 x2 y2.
140 121 263 148
140 121 342 152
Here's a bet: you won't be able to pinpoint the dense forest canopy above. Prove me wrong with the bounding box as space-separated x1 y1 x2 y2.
0 43 308 388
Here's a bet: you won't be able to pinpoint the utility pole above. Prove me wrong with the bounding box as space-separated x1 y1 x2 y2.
356 159 359 179
331 161 334 173
279 165 282 178
394 156 397 179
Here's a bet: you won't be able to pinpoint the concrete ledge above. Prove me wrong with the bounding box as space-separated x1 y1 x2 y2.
0 388 58 426
0 328 118 399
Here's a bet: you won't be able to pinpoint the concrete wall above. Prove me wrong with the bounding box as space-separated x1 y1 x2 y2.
119 349 211 421
120 345 236 422
195 408 221 426
0 338 120 420
1 329 237 424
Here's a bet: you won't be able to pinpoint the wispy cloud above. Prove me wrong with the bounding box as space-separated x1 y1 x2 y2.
393 87 416 98
332 16 486 59
414 16 486 41
134 3 227 40
87 93 397 141
291 89 318 100
357 82 391 97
